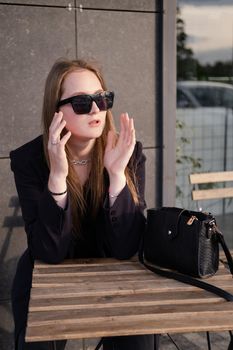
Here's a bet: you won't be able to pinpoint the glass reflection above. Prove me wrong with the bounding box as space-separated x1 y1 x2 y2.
176 0 233 247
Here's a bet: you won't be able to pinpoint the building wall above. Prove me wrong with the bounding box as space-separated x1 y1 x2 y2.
0 1 176 349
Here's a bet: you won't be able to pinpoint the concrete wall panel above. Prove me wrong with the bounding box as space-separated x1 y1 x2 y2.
1 0 73 6
0 5 76 157
1 0 157 10
0 301 14 350
0 160 27 300
0 159 26 350
76 10 156 148
76 0 157 11
144 148 157 209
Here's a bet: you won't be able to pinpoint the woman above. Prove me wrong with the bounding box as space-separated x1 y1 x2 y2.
10 59 158 349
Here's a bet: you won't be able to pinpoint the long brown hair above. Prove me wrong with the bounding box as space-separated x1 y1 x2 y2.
42 58 139 236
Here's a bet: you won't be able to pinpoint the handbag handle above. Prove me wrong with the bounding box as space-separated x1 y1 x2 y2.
143 259 233 302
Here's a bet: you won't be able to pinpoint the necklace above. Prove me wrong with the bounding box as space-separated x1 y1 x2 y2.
70 159 91 166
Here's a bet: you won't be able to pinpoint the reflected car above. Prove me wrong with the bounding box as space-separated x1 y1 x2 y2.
177 81 233 108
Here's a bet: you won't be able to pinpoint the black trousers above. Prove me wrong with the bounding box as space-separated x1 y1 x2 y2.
17 331 160 350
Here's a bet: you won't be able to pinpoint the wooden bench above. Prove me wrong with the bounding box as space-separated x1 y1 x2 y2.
25 258 233 344
189 171 233 201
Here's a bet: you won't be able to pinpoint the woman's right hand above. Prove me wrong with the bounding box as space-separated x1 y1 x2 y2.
48 111 71 192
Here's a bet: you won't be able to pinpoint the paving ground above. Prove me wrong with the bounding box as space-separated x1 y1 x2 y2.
66 332 232 349
159 332 231 349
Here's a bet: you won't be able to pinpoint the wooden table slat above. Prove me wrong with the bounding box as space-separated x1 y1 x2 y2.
28 301 233 326
29 288 233 312
26 312 233 342
31 276 233 296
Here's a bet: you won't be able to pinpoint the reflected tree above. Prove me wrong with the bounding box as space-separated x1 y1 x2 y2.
176 7 199 80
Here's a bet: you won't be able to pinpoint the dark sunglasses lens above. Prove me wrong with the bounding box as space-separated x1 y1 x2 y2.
105 92 114 109
72 96 92 114
95 92 114 111
94 95 107 110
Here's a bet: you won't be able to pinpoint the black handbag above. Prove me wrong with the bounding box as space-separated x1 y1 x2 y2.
140 207 233 301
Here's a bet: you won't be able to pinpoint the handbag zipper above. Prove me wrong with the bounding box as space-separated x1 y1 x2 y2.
187 215 198 225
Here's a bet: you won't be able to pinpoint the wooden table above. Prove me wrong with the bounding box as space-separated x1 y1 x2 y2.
25 256 233 343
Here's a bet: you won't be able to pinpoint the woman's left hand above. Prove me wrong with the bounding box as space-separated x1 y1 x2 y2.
104 113 136 179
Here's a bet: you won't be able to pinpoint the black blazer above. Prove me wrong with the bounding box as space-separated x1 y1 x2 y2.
10 135 146 341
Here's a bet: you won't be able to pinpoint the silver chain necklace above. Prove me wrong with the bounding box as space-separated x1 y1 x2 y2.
70 159 91 166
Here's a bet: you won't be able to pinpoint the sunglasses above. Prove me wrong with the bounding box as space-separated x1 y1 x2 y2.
57 91 114 115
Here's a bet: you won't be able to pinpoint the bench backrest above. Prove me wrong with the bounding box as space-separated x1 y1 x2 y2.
189 171 233 201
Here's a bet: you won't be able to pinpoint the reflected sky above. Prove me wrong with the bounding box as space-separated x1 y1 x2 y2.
178 0 233 64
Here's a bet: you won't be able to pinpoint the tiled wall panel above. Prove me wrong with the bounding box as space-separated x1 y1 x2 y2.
76 0 157 11
0 160 27 300
144 148 157 209
0 4 76 157
2 0 157 11
0 301 14 350
0 159 26 350
76 9 156 148
1 0 73 6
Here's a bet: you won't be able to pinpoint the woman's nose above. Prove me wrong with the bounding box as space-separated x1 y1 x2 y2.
89 101 100 114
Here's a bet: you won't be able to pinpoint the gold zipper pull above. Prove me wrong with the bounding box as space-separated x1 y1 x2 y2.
187 215 197 225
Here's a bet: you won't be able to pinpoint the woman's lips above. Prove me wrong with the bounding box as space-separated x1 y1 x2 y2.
88 119 101 127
